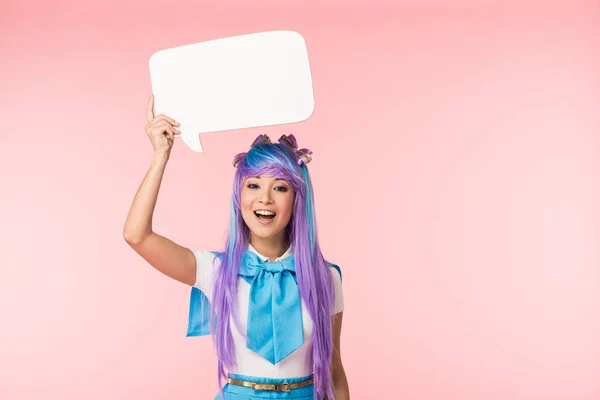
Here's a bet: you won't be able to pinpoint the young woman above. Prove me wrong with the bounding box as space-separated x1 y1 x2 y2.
124 95 349 399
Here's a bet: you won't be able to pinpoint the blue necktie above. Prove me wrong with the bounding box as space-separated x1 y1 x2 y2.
238 250 304 364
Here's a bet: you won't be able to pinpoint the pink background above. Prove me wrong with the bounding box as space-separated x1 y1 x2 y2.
1 1 599 399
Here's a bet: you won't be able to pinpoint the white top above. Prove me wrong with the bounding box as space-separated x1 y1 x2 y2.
191 244 344 378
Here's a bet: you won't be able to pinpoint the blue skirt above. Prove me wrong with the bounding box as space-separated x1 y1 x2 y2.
214 373 317 399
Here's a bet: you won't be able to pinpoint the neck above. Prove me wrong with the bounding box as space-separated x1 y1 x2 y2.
249 233 290 261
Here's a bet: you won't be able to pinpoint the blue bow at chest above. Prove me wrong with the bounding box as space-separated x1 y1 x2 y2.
186 250 304 365
238 250 304 364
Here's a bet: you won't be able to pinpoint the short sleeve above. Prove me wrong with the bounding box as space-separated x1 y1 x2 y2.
190 249 219 301
329 266 344 315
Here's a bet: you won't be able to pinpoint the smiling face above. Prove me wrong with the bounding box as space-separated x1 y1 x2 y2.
241 175 295 246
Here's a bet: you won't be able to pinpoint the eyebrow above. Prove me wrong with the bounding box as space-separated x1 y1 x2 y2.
250 176 285 181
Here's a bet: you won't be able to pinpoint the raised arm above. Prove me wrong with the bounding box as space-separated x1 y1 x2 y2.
123 94 196 286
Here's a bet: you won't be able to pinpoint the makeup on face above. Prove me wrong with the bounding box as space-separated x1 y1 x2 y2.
242 175 294 236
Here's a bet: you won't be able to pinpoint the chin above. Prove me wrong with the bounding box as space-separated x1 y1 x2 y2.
253 233 274 239
242 213 290 240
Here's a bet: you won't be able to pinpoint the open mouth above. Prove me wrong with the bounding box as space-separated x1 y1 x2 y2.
254 210 276 223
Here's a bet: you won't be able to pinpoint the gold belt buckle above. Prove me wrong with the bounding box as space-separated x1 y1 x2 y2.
276 383 291 392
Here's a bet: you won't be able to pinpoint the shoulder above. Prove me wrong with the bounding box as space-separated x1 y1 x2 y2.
325 261 345 314
189 249 222 289
326 261 342 282
189 249 222 266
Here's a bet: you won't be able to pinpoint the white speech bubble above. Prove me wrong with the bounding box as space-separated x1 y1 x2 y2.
148 30 315 152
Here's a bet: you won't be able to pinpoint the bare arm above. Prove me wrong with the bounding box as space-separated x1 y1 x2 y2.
123 152 196 286
122 95 196 286
123 152 169 242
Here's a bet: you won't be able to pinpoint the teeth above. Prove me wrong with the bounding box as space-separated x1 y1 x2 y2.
255 210 276 216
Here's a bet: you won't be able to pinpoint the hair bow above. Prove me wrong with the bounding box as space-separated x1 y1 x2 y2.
278 134 313 166
232 133 313 168
232 135 272 167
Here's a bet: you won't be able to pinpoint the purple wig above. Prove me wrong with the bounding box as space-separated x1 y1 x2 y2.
209 136 337 399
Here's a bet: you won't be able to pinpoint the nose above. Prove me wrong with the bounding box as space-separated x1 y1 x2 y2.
259 188 273 204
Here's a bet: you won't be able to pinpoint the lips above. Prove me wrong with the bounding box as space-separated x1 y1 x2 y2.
255 215 275 225
254 210 276 224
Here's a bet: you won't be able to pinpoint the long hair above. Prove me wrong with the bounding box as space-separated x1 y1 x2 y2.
210 136 337 399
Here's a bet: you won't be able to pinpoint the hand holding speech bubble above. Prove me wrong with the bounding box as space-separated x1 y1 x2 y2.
148 30 315 152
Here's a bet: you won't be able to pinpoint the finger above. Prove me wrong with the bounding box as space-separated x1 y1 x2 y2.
146 94 155 123
147 119 176 131
164 126 175 142
155 114 180 126
147 115 178 128
145 120 171 136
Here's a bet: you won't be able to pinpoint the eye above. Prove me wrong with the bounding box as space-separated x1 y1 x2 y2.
247 183 259 189
275 186 288 192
